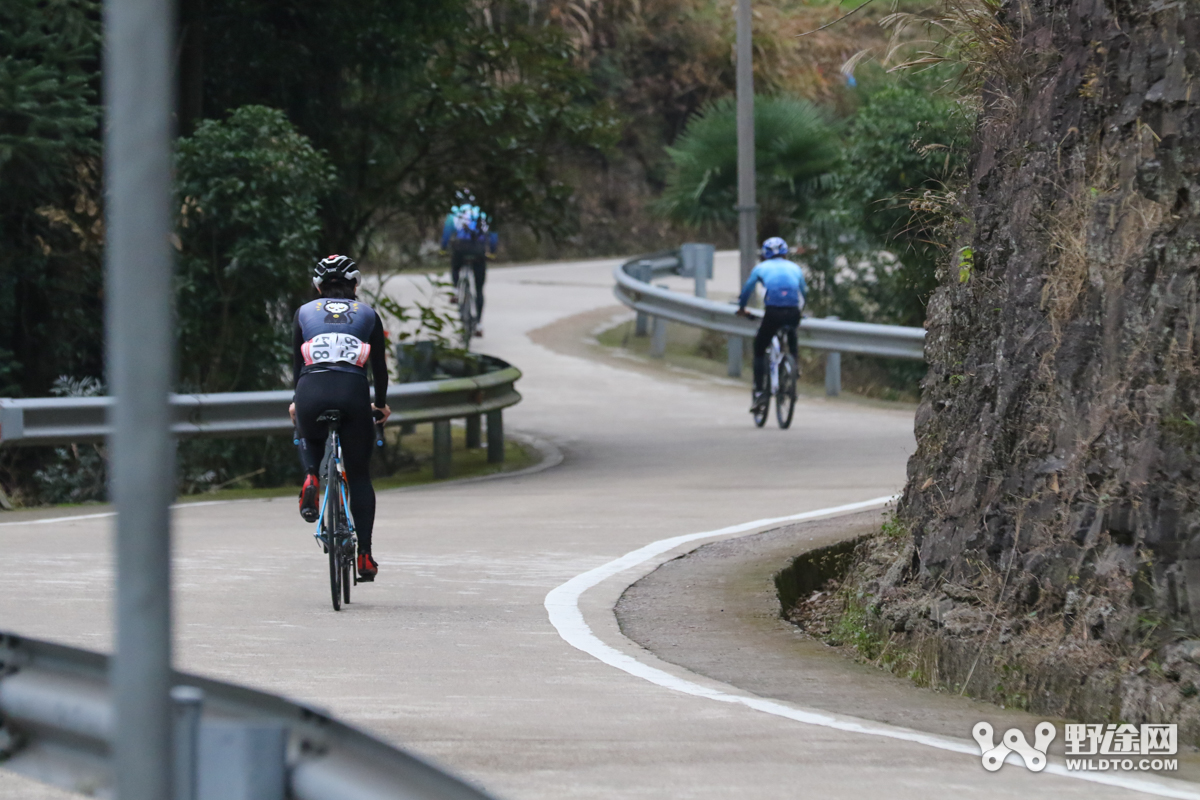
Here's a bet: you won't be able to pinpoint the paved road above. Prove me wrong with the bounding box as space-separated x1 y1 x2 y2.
0 255 1158 798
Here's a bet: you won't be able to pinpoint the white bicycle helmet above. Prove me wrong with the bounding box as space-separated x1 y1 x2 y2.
313 254 360 291
761 237 788 259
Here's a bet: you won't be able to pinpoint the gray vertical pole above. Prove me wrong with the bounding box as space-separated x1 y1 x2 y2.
735 0 757 287
104 0 176 796
727 336 743 378
650 284 668 358
825 315 841 396
486 410 504 464
432 420 452 478
465 414 482 449
825 352 842 396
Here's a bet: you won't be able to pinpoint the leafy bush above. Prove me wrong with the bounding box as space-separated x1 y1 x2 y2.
174 105 335 393
32 377 106 504
656 95 838 238
802 74 974 326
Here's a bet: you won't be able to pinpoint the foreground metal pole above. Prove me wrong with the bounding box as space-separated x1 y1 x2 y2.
104 0 177 795
735 0 757 286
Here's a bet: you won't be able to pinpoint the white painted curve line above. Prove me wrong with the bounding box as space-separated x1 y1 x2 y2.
0 499 238 528
544 496 1200 800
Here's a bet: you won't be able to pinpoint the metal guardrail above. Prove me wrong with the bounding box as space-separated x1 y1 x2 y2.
612 251 927 363
0 356 521 451
0 630 497 800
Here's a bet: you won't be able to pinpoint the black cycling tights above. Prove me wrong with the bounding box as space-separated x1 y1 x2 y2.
451 250 487 319
753 306 801 393
294 371 377 554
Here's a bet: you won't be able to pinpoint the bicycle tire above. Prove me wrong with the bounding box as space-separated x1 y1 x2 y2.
776 355 797 429
341 546 352 605
326 448 342 611
753 399 769 428
458 274 475 349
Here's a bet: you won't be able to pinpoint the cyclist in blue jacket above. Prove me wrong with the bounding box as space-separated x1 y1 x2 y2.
738 237 807 413
440 191 499 336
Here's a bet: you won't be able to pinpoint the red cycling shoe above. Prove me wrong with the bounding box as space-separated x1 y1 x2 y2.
299 474 319 523
357 553 378 582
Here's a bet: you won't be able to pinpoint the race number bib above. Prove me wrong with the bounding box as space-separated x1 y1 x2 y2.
302 333 371 367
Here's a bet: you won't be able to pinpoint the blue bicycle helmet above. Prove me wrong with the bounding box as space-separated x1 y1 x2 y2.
761 237 788 259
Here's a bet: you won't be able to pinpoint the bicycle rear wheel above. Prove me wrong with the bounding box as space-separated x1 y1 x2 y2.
776 355 797 429
341 545 352 605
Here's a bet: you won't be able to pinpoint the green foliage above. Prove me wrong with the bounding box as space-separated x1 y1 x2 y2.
197 0 617 252
31 376 106 504
656 95 838 238
803 73 974 326
0 0 103 398
174 105 335 392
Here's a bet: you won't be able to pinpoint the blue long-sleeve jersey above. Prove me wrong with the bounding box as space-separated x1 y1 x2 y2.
441 209 498 253
739 258 806 308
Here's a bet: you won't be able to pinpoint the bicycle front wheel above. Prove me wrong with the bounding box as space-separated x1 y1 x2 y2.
341 546 352 605
325 468 342 612
458 276 476 348
753 396 769 428
776 356 797 429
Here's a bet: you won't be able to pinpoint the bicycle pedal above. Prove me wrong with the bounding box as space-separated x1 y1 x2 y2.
357 573 375 583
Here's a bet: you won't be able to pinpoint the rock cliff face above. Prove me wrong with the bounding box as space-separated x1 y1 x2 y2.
866 0 1200 728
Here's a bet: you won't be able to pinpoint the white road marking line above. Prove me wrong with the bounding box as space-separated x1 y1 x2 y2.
0 499 238 528
545 496 1200 799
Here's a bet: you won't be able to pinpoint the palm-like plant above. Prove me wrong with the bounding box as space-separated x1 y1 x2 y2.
657 95 838 238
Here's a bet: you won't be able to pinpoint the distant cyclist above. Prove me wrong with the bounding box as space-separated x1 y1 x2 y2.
737 237 807 414
440 190 499 336
289 255 390 581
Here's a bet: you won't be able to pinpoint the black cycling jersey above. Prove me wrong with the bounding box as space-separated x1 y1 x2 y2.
291 299 388 407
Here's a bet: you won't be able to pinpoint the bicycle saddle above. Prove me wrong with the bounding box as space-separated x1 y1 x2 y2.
316 409 342 424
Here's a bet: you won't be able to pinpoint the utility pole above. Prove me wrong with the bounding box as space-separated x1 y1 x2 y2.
104 0 177 797
735 0 757 287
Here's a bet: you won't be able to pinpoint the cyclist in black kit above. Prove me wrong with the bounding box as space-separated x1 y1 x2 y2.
288 255 390 581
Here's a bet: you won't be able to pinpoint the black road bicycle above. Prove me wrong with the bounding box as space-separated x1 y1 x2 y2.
753 327 798 429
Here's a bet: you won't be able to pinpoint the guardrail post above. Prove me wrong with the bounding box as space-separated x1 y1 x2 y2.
198 720 286 800
486 409 504 464
172 686 204 800
632 263 652 336
825 352 841 397
466 414 482 449
680 243 714 299
650 284 669 357
727 336 743 377
825 315 842 397
433 420 452 478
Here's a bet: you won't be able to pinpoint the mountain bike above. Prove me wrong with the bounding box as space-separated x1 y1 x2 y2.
753 328 798 429
314 410 356 610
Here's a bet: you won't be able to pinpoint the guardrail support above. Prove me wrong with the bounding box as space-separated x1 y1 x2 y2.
825 352 842 396
199 720 286 800
632 263 652 336
487 410 504 464
432 420 452 478
172 686 204 800
727 336 743 377
465 414 482 449
651 317 667 358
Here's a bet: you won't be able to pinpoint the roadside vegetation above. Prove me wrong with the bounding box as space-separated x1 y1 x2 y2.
2 0 967 504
